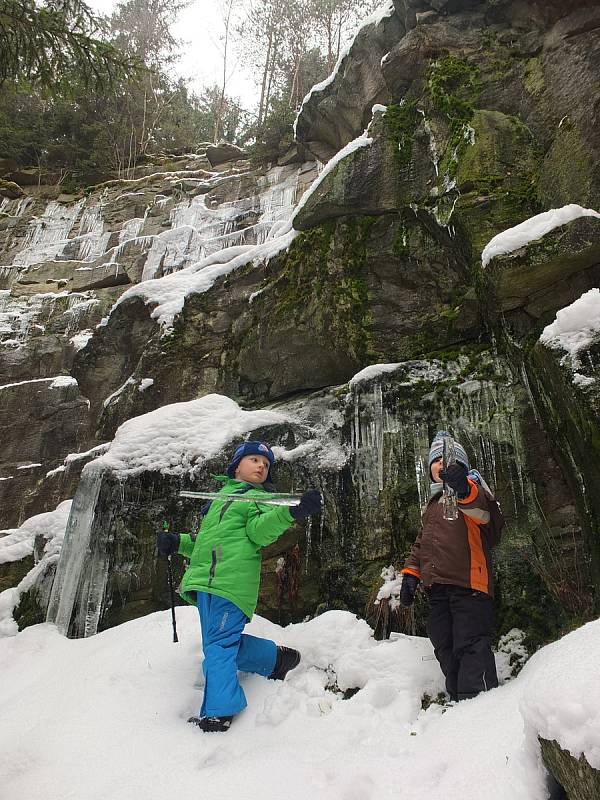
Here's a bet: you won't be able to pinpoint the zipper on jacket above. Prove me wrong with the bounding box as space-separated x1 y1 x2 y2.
208 544 223 586
208 548 217 585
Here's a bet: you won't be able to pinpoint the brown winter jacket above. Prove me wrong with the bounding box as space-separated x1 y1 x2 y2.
401 479 503 597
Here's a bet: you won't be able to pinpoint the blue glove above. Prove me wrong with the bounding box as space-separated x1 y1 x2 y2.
290 489 322 520
440 462 470 499
156 531 180 556
399 573 419 607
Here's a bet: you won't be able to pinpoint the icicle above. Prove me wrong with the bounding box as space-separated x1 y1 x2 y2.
520 363 540 423
305 516 313 568
14 200 84 266
374 382 385 491
319 509 325 548
46 463 105 636
74 199 110 261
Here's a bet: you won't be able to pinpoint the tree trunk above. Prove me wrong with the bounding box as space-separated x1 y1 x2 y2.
257 28 273 128
214 0 235 143
264 39 278 122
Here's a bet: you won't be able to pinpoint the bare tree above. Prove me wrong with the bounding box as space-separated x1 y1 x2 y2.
213 0 238 143
239 0 290 127
109 0 189 174
308 0 376 70
237 0 377 128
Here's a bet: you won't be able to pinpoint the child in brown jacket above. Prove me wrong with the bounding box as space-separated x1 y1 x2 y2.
400 431 504 701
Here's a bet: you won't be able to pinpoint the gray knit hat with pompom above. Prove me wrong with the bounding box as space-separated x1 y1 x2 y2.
428 430 469 477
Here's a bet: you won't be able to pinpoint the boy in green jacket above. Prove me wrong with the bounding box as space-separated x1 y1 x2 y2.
157 441 321 732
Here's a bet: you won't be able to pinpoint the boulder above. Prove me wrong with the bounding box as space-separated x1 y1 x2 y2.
205 142 248 167
292 113 407 230
294 5 404 161
540 737 600 800
484 216 600 326
0 179 25 199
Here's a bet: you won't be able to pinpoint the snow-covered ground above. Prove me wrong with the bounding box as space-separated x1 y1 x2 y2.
2 608 598 800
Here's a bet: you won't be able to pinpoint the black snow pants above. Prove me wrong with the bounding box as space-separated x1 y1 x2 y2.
426 583 498 701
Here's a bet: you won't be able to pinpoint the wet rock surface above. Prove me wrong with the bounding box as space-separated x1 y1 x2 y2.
540 738 600 800
0 4 599 725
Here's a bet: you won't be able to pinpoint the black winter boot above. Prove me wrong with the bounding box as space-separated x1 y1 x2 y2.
188 715 233 732
268 646 301 681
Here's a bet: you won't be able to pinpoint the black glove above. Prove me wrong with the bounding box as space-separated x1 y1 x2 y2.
156 531 180 556
399 573 419 608
439 462 470 499
290 489 322 520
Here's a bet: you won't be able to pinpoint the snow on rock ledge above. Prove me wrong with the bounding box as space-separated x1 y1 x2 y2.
0 499 72 637
112 224 297 331
87 391 349 479
539 288 600 368
94 393 294 477
482 204 600 267
521 617 600 770
348 363 401 388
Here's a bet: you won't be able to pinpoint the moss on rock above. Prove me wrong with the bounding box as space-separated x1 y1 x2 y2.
539 119 594 209
383 100 420 171
241 217 376 371
13 587 46 630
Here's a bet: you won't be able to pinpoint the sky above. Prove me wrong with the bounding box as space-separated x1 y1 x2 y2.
90 0 259 109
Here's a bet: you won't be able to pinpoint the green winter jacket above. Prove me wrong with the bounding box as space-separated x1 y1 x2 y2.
178 476 295 619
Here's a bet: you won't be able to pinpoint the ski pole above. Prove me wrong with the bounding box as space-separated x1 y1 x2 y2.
163 521 179 643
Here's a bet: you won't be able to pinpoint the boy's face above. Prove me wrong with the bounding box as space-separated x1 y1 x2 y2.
234 454 271 484
430 457 443 483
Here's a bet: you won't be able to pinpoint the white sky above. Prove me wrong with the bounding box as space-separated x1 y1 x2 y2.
91 0 259 109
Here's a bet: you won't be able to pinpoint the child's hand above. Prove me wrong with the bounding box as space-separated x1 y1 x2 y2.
289 489 322 520
156 532 180 556
399 573 419 607
439 462 470 498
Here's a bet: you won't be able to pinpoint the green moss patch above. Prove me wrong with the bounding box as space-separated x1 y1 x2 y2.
254 217 376 363
426 56 481 185
383 100 420 171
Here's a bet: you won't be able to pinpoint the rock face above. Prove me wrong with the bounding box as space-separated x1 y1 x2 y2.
0 154 317 526
540 738 600 800
293 111 406 229
206 142 248 167
1 0 600 685
294 2 405 161
485 216 600 329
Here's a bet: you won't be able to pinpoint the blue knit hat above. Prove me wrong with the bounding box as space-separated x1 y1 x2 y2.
226 441 275 482
428 431 469 477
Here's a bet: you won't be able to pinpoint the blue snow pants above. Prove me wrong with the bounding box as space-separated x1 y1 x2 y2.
196 592 277 717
